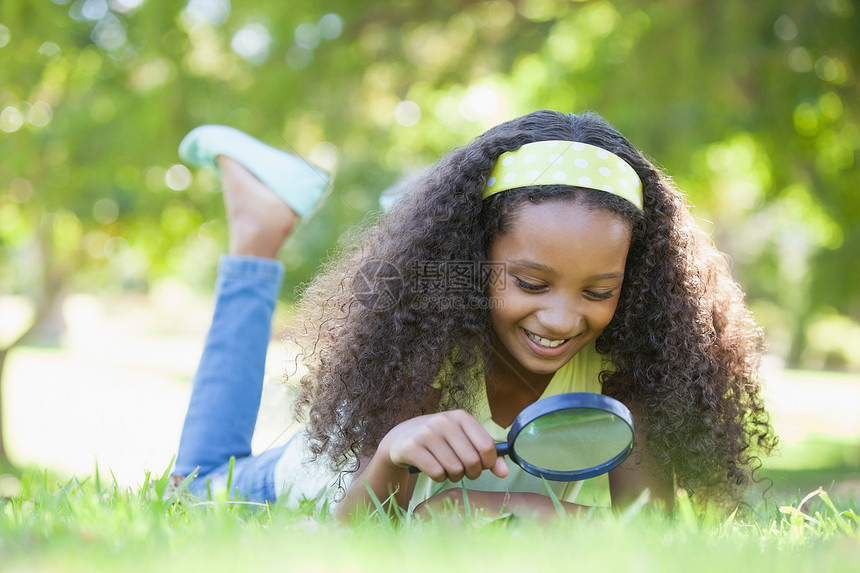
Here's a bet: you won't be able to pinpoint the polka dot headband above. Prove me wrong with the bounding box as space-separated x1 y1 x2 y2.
483 140 643 209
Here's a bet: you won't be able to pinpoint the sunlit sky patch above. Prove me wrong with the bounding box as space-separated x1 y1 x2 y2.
110 0 145 13
184 0 230 26
231 22 271 65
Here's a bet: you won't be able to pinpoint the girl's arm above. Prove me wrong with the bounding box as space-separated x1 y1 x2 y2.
414 488 590 521
336 406 673 519
608 406 674 512
335 410 508 520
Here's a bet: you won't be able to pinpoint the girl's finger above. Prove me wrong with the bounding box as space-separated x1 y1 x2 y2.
414 432 466 482
490 455 509 479
455 413 500 473
444 432 486 481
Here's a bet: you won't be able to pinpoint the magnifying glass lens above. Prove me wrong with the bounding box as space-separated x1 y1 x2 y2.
513 408 634 472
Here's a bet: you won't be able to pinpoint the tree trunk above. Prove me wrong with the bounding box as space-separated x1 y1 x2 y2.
787 301 813 369
0 347 21 475
0 215 75 475
0 289 64 476
0 347 22 476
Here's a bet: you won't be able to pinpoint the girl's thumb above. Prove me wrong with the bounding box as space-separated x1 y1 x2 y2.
491 456 509 479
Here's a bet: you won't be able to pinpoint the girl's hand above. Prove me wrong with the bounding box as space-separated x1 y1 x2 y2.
378 410 509 482
335 410 508 520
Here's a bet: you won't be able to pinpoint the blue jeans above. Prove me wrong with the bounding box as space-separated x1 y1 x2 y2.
174 255 288 502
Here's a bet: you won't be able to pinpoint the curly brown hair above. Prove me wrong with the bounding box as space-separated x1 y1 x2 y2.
288 110 777 504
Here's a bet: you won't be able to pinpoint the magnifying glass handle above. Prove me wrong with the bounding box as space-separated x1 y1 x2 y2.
495 441 510 457
407 441 509 474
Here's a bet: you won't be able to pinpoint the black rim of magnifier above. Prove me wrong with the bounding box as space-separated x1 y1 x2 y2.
506 392 635 482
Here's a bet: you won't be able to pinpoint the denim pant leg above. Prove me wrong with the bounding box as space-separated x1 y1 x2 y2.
174 255 285 498
190 442 289 502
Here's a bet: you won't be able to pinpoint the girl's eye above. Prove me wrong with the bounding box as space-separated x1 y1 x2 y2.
514 277 546 292
585 290 615 301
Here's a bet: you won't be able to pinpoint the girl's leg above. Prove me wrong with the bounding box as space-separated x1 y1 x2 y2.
173 157 299 496
173 254 284 478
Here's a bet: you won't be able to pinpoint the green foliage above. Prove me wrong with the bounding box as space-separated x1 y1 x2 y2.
0 0 858 365
1 466 858 572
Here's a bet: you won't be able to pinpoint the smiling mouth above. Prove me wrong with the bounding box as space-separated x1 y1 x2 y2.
525 330 569 349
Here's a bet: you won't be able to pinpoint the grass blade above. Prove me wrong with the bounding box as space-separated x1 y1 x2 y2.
93 461 101 495
818 490 854 535
361 479 394 530
540 477 565 516
154 455 176 500
226 456 235 498
460 483 472 517
620 488 650 522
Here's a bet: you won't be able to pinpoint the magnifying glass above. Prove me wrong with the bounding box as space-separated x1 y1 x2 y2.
500 392 634 481
410 393 634 481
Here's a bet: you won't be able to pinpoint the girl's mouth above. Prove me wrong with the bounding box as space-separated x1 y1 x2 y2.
525 330 569 349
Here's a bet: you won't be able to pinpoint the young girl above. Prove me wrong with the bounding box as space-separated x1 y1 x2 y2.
172 110 776 518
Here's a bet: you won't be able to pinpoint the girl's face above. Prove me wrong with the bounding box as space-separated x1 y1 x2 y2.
487 199 632 376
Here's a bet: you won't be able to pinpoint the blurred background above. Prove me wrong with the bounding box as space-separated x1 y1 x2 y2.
0 0 858 499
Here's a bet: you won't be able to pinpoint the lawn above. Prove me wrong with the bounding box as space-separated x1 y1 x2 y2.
1 292 858 571
0 465 858 573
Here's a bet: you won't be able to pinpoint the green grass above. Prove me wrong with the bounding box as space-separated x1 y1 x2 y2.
1 463 858 573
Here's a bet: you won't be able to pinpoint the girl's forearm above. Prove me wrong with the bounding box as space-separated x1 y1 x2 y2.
335 451 411 520
335 410 502 520
414 489 589 521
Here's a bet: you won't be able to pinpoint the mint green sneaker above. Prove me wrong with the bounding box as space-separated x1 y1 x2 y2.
179 125 330 217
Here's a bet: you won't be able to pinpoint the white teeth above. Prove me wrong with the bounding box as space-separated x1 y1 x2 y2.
526 331 567 348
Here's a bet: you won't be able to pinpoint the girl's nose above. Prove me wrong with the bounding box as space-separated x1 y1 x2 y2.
536 297 584 338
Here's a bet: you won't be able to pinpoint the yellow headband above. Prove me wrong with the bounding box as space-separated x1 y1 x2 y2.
483 140 643 209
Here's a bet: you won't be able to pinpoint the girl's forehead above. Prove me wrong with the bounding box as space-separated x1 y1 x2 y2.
503 199 629 239
490 200 632 271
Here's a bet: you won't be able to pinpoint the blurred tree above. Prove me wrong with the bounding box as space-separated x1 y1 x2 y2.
0 0 858 469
